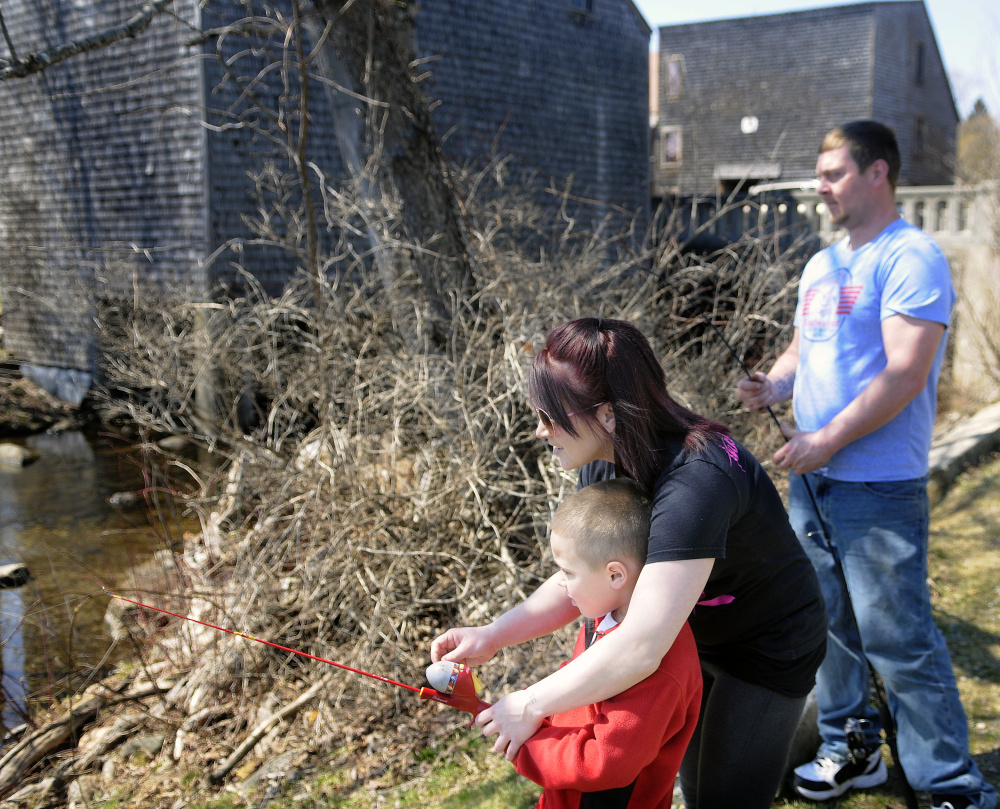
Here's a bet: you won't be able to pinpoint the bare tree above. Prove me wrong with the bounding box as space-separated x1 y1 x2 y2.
954 101 1000 399
309 0 477 349
0 0 172 79
957 99 1000 184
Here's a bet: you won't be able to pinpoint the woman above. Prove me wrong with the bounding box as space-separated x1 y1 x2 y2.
431 318 827 809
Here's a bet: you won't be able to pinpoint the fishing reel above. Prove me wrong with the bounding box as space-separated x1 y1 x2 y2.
845 716 876 764
420 661 491 719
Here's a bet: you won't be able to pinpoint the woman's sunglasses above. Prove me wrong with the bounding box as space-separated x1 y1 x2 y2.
533 402 605 430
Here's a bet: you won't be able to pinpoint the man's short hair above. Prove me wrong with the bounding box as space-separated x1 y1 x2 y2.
821 120 901 190
551 479 650 570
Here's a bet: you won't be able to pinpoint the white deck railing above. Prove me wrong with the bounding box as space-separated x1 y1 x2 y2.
671 183 997 247
788 183 996 245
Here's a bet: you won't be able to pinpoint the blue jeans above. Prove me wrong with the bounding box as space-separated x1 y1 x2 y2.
789 473 996 808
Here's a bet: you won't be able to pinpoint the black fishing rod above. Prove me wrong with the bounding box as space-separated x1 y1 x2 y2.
700 309 918 809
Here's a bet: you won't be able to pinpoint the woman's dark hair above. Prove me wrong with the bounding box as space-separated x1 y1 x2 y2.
529 317 728 492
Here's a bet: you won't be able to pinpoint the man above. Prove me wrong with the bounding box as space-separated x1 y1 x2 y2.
738 120 996 809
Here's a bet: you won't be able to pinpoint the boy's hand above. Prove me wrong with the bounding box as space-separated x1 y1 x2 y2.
430 625 498 667
476 689 544 761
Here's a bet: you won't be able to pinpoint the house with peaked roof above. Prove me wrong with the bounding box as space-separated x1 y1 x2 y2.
651 1 958 200
0 0 650 400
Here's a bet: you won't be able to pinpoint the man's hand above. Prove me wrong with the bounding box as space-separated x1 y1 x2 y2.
475 689 545 761
773 422 835 474
737 371 777 413
737 332 799 414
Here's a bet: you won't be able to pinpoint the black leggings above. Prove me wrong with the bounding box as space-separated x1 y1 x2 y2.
679 661 806 809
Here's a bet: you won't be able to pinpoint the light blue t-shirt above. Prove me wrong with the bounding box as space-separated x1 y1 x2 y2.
793 218 954 481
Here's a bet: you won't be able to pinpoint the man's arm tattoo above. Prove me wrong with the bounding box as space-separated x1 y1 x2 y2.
774 375 794 402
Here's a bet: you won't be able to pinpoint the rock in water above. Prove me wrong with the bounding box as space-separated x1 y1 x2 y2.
0 443 39 467
108 491 144 509
0 562 31 589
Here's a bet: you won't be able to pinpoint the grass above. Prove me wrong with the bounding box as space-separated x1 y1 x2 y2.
167 736 541 809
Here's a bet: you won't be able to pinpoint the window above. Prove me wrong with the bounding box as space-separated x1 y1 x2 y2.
915 41 926 85
663 55 684 99
660 126 682 166
570 0 593 12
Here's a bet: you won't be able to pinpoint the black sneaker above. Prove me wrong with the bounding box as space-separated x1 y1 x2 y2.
793 746 888 800
931 796 979 809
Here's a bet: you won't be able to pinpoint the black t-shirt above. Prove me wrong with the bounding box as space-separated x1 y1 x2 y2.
578 433 827 697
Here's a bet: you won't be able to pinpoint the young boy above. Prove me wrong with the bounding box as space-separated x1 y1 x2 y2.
513 478 702 809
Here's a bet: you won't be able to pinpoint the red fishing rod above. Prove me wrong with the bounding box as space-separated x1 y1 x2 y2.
103 589 490 718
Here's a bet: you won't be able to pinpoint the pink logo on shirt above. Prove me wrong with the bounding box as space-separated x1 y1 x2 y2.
835 285 863 314
720 435 744 472
697 591 735 607
802 284 864 317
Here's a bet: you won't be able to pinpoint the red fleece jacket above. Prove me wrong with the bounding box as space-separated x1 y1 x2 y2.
514 620 702 809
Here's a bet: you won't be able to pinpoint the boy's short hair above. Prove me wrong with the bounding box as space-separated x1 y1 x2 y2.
551 479 651 570
820 119 901 190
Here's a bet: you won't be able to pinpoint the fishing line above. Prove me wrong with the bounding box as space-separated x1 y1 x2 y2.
103 588 420 693
101 588 491 718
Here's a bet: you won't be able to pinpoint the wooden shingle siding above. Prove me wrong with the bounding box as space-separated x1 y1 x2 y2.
653 1 957 198
870 3 956 185
0 0 207 369
0 0 650 376
418 0 651 222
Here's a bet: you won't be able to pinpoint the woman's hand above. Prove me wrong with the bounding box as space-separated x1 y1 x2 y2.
475 690 544 761
430 624 499 666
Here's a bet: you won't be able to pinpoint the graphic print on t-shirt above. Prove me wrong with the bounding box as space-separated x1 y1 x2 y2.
697 590 735 607
800 267 864 342
719 435 744 472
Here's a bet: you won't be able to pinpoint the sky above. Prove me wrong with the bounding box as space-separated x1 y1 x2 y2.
631 0 1000 119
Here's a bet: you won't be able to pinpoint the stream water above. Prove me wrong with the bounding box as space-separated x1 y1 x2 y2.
0 427 182 737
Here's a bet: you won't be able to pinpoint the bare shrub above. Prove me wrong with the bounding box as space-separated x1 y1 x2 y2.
89 166 808 786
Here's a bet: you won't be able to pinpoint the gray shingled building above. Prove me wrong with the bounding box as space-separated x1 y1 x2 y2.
651 1 958 200
0 0 650 398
